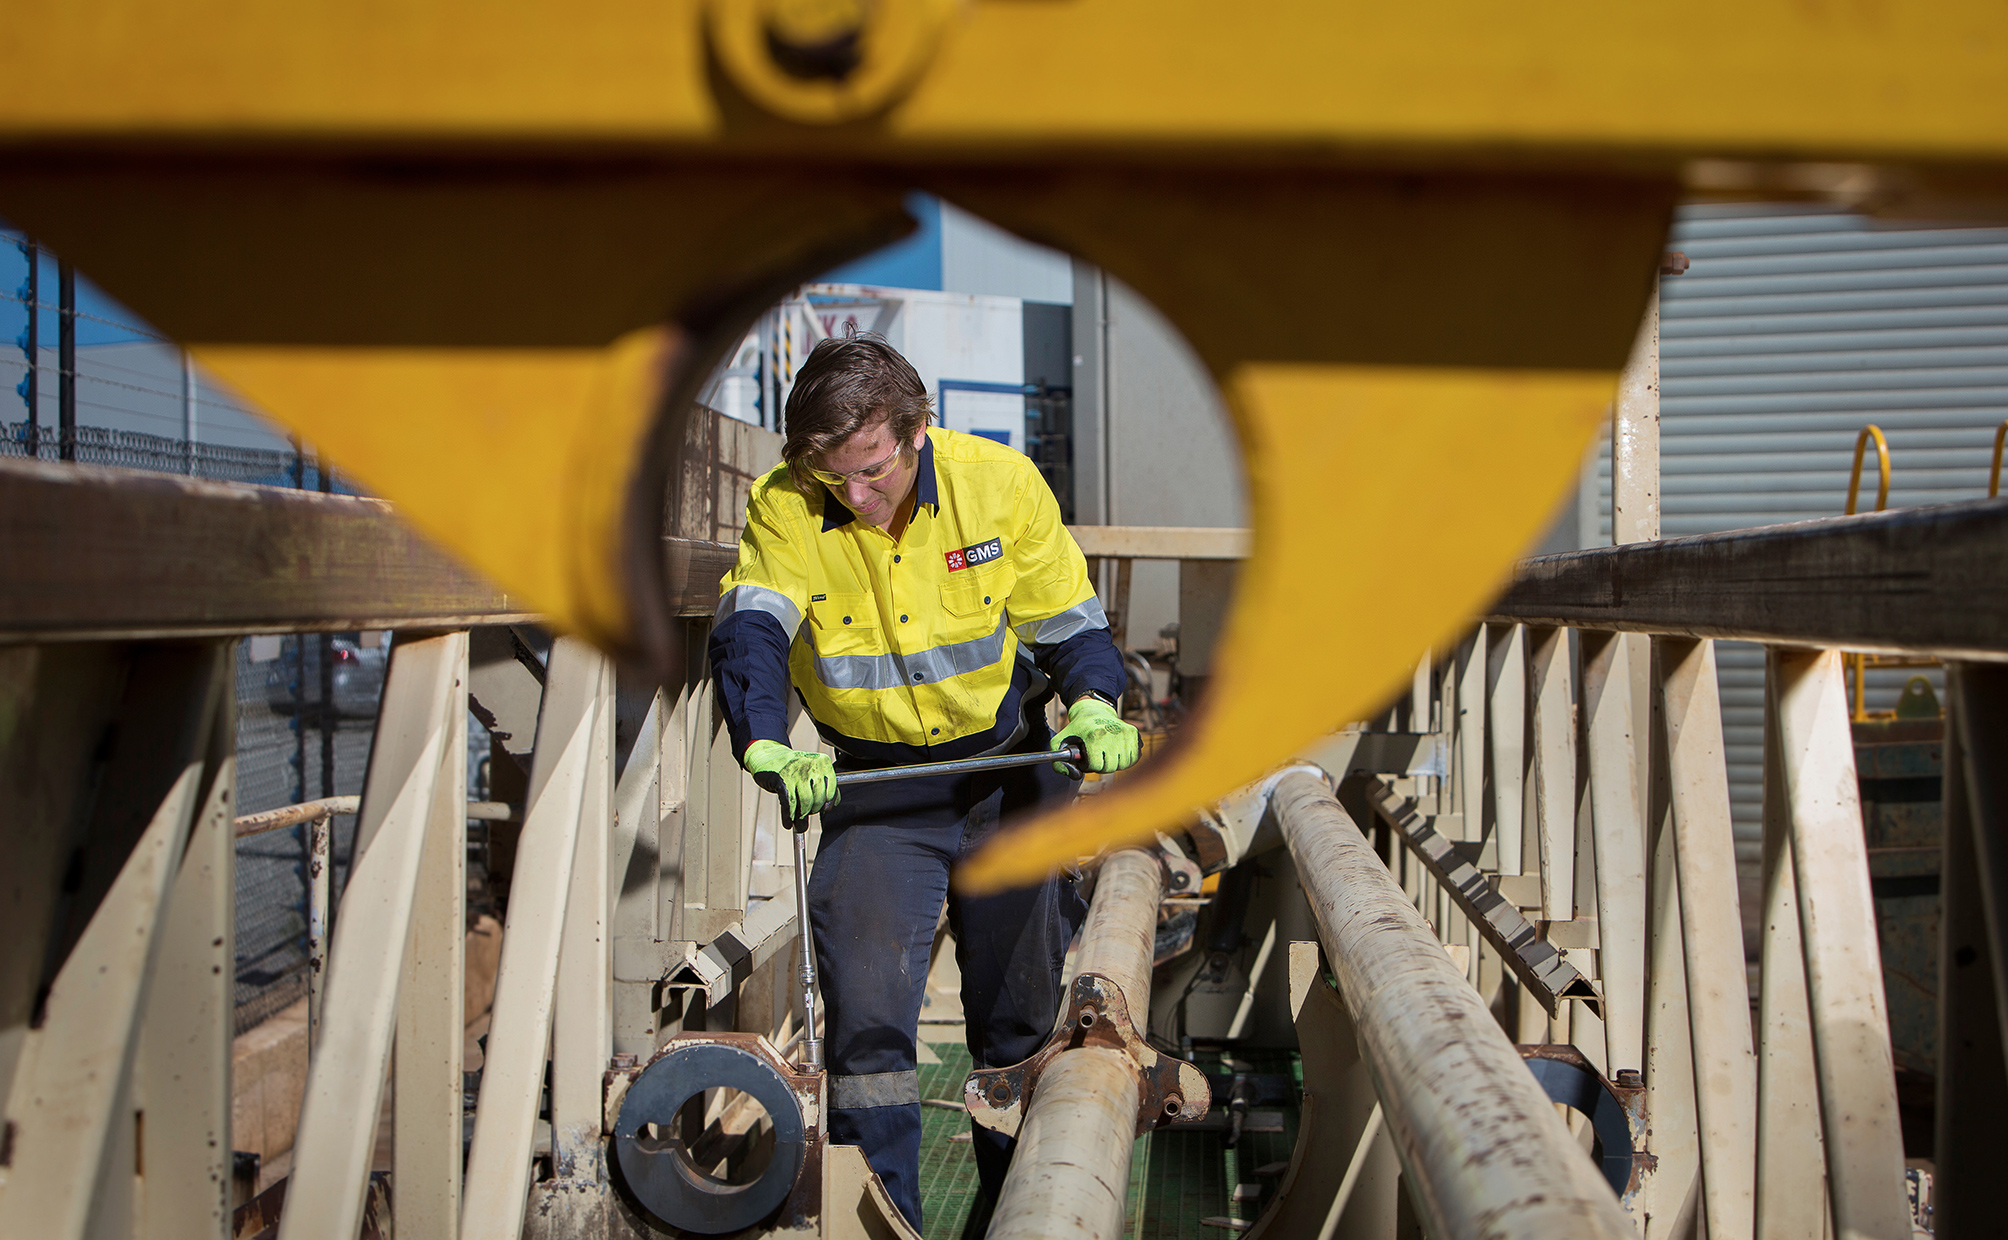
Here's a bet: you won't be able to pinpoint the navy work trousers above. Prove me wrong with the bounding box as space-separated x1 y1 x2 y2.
809 760 1084 1232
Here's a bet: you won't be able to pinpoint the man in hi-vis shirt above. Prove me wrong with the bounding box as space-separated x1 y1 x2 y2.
710 331 1139 1228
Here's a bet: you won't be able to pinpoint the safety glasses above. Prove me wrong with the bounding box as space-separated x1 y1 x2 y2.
804 442 908 488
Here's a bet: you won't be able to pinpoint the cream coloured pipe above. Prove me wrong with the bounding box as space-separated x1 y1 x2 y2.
986 848 1165 1240
1067 848 1163 1011
1270 770 1636 1240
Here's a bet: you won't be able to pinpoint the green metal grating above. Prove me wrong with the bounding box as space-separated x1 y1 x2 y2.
916 1042 986 1239
912 1041 1302 1240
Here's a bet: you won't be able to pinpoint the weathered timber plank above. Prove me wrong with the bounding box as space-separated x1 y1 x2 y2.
1488 499 2008 660
0 458 738 639
667 538 740 618
0 457 534 639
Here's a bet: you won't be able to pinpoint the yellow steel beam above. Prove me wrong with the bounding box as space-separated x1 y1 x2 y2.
0 2 2004 162
2 1 2003 882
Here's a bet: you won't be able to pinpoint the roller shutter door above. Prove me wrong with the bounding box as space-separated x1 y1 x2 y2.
1596 202 2008 875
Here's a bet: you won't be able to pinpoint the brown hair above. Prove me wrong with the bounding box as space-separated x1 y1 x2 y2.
781 329 933 487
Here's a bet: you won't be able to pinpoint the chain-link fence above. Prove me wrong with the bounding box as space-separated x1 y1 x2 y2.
1 419 358 491
231 634 394 1031
231 633 492 1033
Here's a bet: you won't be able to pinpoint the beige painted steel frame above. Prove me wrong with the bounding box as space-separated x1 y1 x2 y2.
1766 649 1909 1240
462 637 612 1240
395 657 470 1238
1580 630 1647 1078
611 689 668 1058
0 643 231 1240
1527 626 1577 923
135 706 237 1240
279 630 469 1240
1486 623 1529 880
1756 662 1827 1240
552 654 615 1186
1654 637 1756 1240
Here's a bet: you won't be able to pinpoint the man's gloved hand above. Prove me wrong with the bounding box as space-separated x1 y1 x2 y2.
743 740 839 821
1052 696 1141 774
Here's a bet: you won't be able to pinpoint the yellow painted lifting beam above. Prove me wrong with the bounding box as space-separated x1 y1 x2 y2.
2 2 2006 886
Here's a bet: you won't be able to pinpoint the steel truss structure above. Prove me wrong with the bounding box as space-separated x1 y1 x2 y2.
4 424 2002 1236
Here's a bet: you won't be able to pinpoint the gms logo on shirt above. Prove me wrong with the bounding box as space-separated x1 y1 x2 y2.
945 537 1004 573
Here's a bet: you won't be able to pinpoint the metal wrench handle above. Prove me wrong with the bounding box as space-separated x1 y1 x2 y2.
789 823 822 1072
832 741 1087 787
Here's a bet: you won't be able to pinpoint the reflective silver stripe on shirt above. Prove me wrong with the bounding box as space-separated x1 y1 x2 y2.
716 584 803 639
828 1070 920 1109
1015 597 1109 646
815 614 1010 691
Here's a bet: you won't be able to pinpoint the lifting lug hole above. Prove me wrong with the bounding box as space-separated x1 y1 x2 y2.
1163 1096 1182 1115
1078 1008 1098 1029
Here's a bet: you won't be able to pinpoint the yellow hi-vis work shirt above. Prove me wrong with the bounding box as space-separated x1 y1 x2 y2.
711 428 1122 763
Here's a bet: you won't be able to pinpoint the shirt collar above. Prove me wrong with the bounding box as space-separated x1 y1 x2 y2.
820 433 939 533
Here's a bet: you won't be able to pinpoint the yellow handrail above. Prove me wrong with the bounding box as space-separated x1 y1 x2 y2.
1846 424 1889 516
1992 419 2007 499
1847 424 1890 721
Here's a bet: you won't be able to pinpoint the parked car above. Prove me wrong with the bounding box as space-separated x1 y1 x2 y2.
264 632 389 720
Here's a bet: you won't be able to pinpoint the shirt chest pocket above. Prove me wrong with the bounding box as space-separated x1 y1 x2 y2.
939 565 1014 638
807 594 882 658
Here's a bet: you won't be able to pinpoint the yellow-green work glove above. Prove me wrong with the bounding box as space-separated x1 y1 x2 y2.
1052 697 1141 774
743 740 839 821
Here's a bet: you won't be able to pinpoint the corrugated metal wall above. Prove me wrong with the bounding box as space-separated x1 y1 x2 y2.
1595 202 2008 893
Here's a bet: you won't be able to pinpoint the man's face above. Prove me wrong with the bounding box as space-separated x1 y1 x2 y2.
816 418 927 530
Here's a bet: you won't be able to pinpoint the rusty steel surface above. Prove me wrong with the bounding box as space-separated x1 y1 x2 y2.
965 971 1208 1139
1517 1044 1651 1206
231 795 359 838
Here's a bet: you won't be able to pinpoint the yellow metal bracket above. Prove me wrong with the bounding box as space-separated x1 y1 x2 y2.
5 2 2008 886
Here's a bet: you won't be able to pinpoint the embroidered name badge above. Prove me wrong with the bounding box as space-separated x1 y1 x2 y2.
945 536 1003 572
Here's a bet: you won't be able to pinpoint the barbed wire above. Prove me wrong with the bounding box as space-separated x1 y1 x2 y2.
0 289 174 345
0 355 271 422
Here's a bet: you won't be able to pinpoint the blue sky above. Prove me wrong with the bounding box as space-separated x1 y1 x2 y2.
817 194 943 291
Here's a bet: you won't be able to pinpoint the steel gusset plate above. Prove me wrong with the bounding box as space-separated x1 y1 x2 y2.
610 1035 816 1236
963 972 1210 1138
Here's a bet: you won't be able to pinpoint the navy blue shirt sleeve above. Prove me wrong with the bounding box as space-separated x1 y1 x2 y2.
1034 623 1128 709
709 610 795 760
